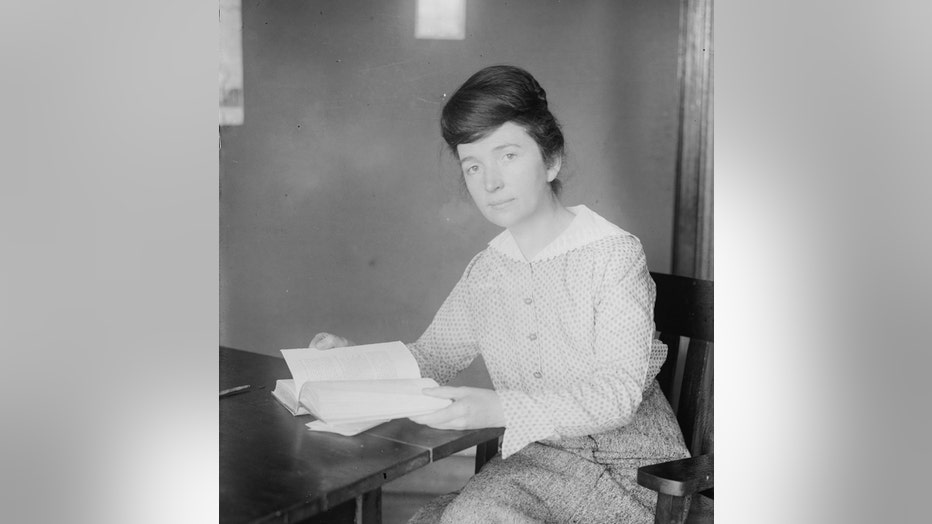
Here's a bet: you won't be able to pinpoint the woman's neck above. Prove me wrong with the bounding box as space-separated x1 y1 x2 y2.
509 198 576 261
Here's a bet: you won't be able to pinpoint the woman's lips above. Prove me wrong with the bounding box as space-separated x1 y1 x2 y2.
488 198 514 209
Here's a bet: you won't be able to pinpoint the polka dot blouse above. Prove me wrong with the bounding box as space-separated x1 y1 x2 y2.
407 205 667 458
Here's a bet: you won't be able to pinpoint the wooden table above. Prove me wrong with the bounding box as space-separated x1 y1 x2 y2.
220 347 504 523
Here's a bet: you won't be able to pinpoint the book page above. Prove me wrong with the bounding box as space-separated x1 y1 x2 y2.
305 419 388 436
270 379 309 416
281 341 421 396
300 378 451 424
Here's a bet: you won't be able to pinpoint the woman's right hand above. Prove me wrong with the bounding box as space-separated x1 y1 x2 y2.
308 332 354 350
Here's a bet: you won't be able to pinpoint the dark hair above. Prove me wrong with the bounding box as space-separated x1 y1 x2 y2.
441 65 565 195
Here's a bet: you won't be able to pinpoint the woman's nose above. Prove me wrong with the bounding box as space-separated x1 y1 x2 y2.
483 167 503 192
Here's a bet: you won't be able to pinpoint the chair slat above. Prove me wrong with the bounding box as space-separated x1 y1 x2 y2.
677 339 713 456
656 331 681 404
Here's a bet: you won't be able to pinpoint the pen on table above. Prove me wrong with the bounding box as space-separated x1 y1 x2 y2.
220 385 251 398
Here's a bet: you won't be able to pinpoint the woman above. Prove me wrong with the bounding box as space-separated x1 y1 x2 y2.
311 65 688 523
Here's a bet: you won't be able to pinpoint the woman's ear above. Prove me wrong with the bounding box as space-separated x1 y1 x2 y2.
546 156 563 182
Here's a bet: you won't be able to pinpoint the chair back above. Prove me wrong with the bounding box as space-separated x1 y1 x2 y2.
650 272 714 458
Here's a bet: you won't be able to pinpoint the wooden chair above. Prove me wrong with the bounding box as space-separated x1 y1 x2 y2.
473 272 713 523
637 272 713 523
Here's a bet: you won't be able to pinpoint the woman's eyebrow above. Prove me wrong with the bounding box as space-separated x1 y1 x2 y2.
459 144 522 165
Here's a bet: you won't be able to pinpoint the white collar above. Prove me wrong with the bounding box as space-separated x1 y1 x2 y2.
487 205 628 262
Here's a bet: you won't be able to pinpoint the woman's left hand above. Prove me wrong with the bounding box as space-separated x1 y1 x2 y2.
409 387 506 430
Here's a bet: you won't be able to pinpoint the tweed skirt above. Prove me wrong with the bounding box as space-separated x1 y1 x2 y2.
409 382 689 523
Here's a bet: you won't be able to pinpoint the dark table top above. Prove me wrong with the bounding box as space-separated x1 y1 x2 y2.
219 347 503 524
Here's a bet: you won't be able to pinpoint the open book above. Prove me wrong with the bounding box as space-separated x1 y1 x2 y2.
271 341 451 435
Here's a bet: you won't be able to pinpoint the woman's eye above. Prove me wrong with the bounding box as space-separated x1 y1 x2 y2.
503 152 517 161
464 165 480 175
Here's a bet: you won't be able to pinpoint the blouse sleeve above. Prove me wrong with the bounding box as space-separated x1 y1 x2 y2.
497 237 658 457
405 256 483 385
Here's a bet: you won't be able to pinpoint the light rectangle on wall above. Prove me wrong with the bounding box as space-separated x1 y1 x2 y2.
415 0 466 40
220 0 244 125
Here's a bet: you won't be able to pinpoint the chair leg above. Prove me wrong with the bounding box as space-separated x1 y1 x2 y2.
355 487 382 524
653 493 690 524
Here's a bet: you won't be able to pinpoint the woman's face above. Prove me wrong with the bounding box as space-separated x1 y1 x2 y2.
457 122 561 231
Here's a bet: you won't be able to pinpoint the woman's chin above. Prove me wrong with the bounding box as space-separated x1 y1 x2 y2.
479 209 514 229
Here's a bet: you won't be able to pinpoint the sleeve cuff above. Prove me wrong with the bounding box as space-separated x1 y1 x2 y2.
498 390 558 458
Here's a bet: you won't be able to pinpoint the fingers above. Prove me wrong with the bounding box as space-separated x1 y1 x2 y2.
308 333 352 349
420 386 469 399
309 332 332 348
414 388 505 429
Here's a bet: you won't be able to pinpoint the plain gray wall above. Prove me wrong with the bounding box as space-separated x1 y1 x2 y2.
220 0 681 362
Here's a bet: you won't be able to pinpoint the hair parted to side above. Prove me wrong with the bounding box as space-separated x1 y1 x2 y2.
441 65 566 195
